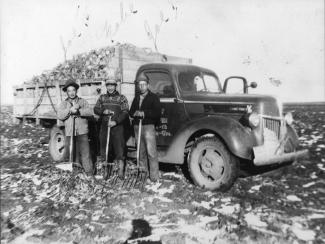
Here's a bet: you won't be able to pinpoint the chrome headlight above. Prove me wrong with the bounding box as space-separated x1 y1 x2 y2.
284 112 294 125
248 113 260 127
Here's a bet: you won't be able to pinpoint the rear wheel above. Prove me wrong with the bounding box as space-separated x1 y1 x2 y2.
188 137 238 191
49 126 66 162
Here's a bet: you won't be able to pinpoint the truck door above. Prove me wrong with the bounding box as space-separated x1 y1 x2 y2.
143 70 188 148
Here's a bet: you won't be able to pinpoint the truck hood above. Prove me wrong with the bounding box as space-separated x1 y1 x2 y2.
181 93 281 116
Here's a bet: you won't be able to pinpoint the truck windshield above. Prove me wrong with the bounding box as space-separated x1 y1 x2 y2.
178 71 222 94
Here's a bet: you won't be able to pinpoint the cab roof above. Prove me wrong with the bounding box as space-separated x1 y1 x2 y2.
136 63 217 76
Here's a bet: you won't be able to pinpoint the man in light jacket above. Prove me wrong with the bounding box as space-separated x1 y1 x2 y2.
58 79 93 175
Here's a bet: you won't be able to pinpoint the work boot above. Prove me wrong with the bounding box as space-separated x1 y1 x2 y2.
72 162 83 174
118 160 125 179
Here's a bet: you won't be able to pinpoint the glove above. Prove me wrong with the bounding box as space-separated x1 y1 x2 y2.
134 110 144 118
103 109 114 115
70 107 78 114
72 103 80 109
108 120 117 127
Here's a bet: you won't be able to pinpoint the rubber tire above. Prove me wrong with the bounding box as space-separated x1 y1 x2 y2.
188 137 238 191
49 126 66 162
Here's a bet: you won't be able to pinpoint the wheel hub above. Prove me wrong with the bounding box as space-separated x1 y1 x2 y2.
55 134 65 154
200 148 225 181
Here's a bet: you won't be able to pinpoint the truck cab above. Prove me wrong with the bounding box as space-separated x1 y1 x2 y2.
131 63 307 190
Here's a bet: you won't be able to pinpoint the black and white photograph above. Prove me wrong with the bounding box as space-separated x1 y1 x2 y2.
0 0 324 243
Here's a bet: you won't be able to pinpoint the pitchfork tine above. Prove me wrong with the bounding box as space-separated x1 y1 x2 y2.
122 170 133 188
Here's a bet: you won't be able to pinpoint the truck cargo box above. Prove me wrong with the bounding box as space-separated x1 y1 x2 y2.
13 44 191 124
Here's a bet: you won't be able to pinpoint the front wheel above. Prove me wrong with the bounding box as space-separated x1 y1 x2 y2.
188 137 238 191
49 126 66 162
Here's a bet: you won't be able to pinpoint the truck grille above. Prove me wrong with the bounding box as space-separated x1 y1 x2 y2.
262 117 281 139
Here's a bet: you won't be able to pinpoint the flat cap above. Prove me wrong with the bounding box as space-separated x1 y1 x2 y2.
135 72 149 83
63 79 79 92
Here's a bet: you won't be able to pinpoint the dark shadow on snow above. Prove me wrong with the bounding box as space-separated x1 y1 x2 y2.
124 219 161 244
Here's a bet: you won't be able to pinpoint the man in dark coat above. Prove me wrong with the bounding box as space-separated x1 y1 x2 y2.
94 78 129 178
129 72 161 182
57 79 94 175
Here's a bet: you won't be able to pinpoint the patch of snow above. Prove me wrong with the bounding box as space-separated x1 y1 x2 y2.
291 225 316 241
162 172 182 179
119 220 133 231
85 223 95 232
95 175 103 180
220 197 232 203
55 163 73 171
210 197 220 204
147 195 173 203
303 182 316 188
65 211 71 218
307 213 325 219
213 203 240 215
249 184 262 193
203 191 214 197
286 195 302 202
179 209 191 215
244 213 268 228
310 172 318 179
23 195 33 203
143 214 161 224
156 184 175 195
94 235 112 243
317 164 325 171
91 210 103 221
1 173 11 180
32 177 42 186
145 182 162 192
193 201 211 209
68 196 80 204
10 229 44 244
175 218 222 243
15 205 23 212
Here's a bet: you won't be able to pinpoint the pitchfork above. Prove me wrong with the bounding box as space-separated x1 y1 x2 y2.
102 112 120 182
122 116 148 189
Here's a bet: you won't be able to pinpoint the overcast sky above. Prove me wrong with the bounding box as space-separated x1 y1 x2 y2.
1 0 324 104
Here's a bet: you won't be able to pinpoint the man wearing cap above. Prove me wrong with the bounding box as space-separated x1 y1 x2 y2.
129 72 161 182
57 79 94 175
94 78 129 178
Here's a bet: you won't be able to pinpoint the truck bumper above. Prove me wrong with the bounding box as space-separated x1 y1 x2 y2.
253 145 308 166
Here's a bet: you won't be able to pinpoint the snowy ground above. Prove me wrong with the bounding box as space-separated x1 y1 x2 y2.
1 104 324 244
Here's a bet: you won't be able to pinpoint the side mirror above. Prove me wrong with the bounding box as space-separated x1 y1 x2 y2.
250 82 257 89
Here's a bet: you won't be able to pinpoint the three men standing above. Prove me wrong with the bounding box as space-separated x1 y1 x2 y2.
57 74 161 183
57 79 94 175
94 79 129 179
130 73 161 182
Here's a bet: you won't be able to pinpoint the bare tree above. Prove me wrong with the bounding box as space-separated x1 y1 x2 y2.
144 2 178 52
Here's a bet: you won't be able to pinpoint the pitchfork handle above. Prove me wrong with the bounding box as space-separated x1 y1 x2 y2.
136 118 143 167
105 115 112 162
69 115 76 163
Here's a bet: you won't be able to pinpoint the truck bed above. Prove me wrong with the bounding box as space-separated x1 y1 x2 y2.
13 44 191 124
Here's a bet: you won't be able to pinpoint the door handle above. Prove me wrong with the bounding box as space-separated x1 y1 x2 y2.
174 98 183 103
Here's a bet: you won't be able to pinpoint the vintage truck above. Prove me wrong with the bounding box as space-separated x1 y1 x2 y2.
127 63 308 190
13 45 307 191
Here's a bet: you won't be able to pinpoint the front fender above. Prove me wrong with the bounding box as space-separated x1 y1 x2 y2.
160 116 255 164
